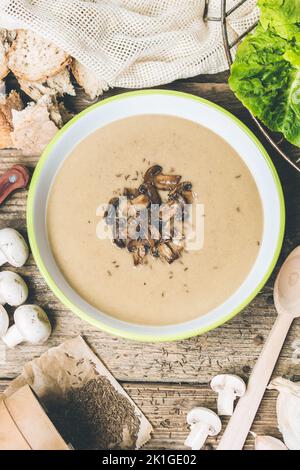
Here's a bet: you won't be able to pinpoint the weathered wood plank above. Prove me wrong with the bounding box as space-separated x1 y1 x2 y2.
0 378 283 450
1 312 299 383
0 81 299 386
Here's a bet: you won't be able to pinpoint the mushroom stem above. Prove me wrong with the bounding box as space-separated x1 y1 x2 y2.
2 324 24 348
185 422 210 450
217 390 236 416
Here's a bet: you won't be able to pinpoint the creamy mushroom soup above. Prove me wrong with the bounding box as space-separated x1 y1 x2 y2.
47 115 263 325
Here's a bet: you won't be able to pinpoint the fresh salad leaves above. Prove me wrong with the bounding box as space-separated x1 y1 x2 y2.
259 0 300 39
229 0 300 147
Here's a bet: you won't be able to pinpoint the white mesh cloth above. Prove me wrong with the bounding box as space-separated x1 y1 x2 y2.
0 0 259 88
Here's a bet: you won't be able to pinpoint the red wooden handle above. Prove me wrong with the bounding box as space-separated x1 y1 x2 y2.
0 165 30 205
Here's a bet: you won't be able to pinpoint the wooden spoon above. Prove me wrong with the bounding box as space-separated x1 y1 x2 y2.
217 246 300 450
0 165 30 206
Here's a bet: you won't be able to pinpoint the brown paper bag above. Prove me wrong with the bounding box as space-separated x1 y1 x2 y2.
3 336 152 450
0 385 70 450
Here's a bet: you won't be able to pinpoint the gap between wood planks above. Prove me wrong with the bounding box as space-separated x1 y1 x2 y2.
1 75 300 447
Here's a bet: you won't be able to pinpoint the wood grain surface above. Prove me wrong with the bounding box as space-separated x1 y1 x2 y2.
0 72 299 450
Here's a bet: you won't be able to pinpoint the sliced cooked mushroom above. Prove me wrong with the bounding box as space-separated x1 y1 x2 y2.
123 187 139 200
160 200 183 221
144 165 162 182
112 217 127 247
113 238 126 249
160 218 173 241
117 196 130 218
128 193 150 217
169 181 194 204
130 194 150 209
157 241 179 264
151 242 160 258
127 239 150 266
109 197 119 207
104 197 119 225
104 164 193 267
149 221 161 241
139 182 161 205
167 239 185 257
154 173 181 190
126 217 139 240
172 218 185 240
142 165 163 204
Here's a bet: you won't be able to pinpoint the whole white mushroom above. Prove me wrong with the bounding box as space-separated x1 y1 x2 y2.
211 374 246 416
2 305 51 348
0 228 29 268
0 271 28 306
185 407 222 450
0 305 9 337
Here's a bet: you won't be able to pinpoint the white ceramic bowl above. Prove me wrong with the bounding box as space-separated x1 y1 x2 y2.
27 90 285 342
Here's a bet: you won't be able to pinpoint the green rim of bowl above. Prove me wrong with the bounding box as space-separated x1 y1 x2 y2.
27 90 286 342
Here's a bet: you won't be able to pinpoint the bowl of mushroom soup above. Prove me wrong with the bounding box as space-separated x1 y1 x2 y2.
27 90 285 342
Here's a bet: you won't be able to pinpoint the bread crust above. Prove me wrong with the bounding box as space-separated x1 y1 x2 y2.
71 60 109 100
0 43 9 80
8 29 70 82
0 91 24 149
0 111 12 149
70 60 84 88
18 67 75 101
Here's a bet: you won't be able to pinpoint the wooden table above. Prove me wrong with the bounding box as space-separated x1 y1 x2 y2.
1 72 299 450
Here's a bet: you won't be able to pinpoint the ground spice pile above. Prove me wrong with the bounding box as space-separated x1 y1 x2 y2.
50 376 140 450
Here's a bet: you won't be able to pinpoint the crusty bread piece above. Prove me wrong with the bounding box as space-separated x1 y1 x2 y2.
0 42 8 80
11 96 58 154
0 29 17 79
0 90 23 125
1 29 17 47
71 60 109 100
18 67 75 101
0 110 12 148
44 96 69 129
8 29 70 82
28 94 73 129
0 80 5 95
47 68 75 96
0 90 23 149
0 30 9 79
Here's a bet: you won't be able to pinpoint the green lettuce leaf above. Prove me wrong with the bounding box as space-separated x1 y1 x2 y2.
259 0 300 39
229 1 300 147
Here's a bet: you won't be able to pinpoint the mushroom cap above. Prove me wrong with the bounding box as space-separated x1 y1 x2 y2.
0 228 29 267
0 305 9 337
187 407 222 436
211 374 246 396
14 305 51 344
0 271 28 306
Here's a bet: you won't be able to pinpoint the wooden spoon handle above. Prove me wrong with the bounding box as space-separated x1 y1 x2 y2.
0 165 30 206
217 313 293 450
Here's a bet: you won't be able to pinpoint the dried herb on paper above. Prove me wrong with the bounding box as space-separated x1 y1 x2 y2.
49 376 140 450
